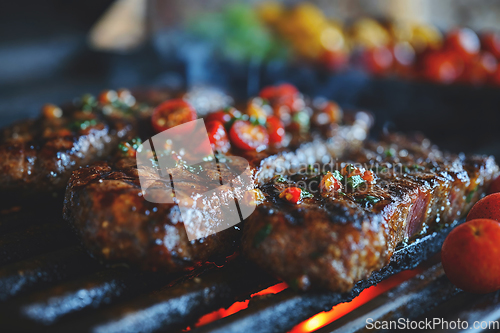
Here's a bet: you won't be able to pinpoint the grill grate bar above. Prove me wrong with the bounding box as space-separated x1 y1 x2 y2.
0 246 100 302
191 224 460 333
50 260 277 333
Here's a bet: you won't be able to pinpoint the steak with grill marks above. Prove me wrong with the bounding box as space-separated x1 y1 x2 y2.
242 133 499 292
0 92 159 196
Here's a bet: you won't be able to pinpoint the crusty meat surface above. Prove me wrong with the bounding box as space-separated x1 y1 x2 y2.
63 156 253 271
0 94 156 195
242 133 499 292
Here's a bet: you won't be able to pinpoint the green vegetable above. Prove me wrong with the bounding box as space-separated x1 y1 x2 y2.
466 185 478 203
292 111 310 131
300 188 314 199
385 148 395 158
69 119 97 131
273 175 286 183
253 223 272 248
356 195 381 204
331 170 344 182
347 175 365 189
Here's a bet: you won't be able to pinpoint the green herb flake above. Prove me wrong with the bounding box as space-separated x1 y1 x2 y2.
385 148 395 158
356 195 381 204
466 185 479 203
300 188 314 199
253 223 272 248
347 175 365 189
274 175 287 183
332 170 344 182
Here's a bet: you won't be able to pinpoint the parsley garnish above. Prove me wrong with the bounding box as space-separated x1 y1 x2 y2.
347 175 365 189
300 188 314 199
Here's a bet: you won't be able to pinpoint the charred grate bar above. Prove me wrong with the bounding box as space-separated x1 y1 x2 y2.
0 206 498 333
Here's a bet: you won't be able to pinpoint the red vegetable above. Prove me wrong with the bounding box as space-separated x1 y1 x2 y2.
481 32 500 59
445 28 480 60
229 120 269 151
259 83 302 113
206 121 230 154
460 52 497 85
421 50 463 83
467 193 500 223
441 219 500 294
279 187 303 204
266 116 285 144
205 108 240 126
151 99 197 134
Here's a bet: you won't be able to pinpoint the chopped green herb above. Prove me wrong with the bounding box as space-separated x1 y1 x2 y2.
345 164 355 174
331 170 344 182
356 195 381 204
300 188 314 199
466 185 479 203
292 111 310 131
69 119 97 131
253 223 272 248
306 164 317 174
385 148 395 158
347 175 365 189
274 175 287 183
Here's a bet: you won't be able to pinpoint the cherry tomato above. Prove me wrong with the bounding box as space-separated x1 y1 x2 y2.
488 175 500 194
259 83 303 113
421 50 463 83
461 52 497 85
320 172 343 196
481 32 500 59
445 28 480 60
362 46 394 75
229 120 269 151
151 99 197 134
266 116 285 144
205 108 238 125
279 187 303 204
205 121 231 154
320 49 349 71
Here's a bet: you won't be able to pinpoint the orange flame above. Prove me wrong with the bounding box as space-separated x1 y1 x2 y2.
192 282 289 328
289 268 423 333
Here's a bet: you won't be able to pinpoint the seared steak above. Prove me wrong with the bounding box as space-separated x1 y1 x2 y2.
0 92 156 195
242 133 499 292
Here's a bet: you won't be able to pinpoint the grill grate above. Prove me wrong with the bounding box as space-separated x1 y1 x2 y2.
0 202 498 333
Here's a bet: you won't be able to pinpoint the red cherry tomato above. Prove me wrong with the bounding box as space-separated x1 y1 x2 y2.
205 120 230 154
488 175 500 194
229 120 269 151
421 50 463 83
266 116 285 144
362 46 394 75
481 32 500 59
259 83 302 113
446 28 480 60
151 99 197 134
461 52 497 85
467 193 500 223
279 187 303 204
320 49 349 71
205 111 232 125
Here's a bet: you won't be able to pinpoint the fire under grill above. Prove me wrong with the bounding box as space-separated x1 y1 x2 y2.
0 201 499 333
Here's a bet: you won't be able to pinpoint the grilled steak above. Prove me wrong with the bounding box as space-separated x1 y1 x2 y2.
242 133 499 292
0 91 157 196
63 87 372 271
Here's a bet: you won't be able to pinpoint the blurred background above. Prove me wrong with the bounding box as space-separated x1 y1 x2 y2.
1 0 500 156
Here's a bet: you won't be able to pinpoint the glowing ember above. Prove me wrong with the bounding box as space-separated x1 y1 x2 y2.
192 282 288 328
289 268 424 333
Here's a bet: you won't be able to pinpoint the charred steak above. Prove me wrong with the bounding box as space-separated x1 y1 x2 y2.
0 90 157 195
242 133 499 292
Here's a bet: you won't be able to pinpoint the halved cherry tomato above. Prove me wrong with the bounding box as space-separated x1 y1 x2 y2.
229 120 269 151
151 99 197 134
266 116 285 144
279 187 302 204
206 120 231 154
